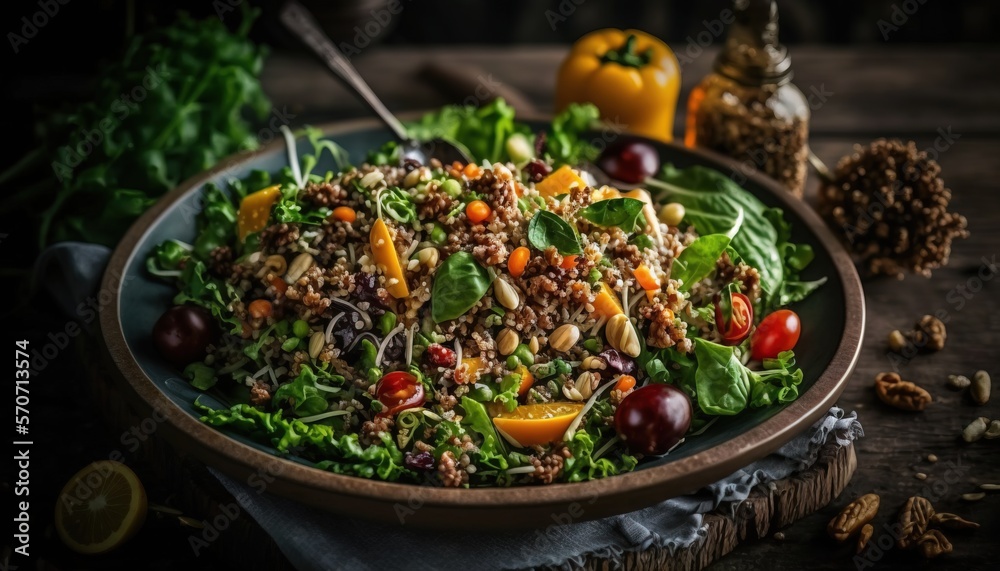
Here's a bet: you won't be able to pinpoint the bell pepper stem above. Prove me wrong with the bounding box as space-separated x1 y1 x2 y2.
600 34 653 68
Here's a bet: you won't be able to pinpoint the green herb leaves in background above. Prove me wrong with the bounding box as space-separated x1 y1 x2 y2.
431 251 493 322
0 9 270 252
528 210 582 255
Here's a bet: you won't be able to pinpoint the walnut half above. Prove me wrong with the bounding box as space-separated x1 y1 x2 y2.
828 493 880 542
897 496 935 549
875 372 932 411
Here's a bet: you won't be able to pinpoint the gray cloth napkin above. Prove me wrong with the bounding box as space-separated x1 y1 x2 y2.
36 243 863 571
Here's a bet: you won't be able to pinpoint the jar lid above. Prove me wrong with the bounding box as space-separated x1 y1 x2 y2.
714 0 792 86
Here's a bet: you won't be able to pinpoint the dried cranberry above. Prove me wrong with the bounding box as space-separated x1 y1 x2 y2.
524 159 552 183
404 451 435 471
425 343 457 368
598 348 636 379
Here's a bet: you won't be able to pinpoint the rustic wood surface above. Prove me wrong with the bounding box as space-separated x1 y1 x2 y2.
23 45 999 570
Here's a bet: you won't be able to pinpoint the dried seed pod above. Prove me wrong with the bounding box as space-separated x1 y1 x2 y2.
856 523 874 555
897 496 935 549
263 254 287 277
562 380 584 401
947 374 972 390
961 492 986 501
528 336 540 355
827 493 880 542
493 278 521 310
606 314 641 357
979 483 1000 491
887 329 907 352
581 355 607 371
905 315 947 352
962 417 989 442
549 324 581 353
285 252 315 283
929 513 980 530
360 170 385 189
308 331 326 359
496 328 519 356
416 247 440 268
874 372 932 411
985 420 1000 439
971 370 991 405
917 529 953 559
575 371 599 400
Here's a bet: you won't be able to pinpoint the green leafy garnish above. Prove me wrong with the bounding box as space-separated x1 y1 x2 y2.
671 234 732 291
273 365 340 417
693 339 749 416
431 252 493 322
527 210 582 255
184 362 218 391
577 198 646 232
545 103 601 167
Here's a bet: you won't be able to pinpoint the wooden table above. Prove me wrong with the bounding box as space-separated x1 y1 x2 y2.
22 46 999 570
261 45 1000 569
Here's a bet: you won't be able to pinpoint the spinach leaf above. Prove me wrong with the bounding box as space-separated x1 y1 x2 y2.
546 103 601 167
671 234 731 291
528 210 582 255
273 365 333 417
184 362 218 391
357 339 379 377
779 277 828 306
577 198 646 232
431 251 494 322
647 165 783 295
693 339 749 415
630 233 656 252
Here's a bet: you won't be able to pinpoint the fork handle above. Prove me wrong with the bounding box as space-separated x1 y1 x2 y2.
280 1 409 141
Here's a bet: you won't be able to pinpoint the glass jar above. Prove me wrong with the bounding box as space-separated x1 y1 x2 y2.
683 0 810 197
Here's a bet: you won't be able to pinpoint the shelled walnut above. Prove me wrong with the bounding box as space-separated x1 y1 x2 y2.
874 372 932 411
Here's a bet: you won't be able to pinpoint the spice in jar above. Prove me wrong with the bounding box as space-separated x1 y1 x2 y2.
685 0 810 197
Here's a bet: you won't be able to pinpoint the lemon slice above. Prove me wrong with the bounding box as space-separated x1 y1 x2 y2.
55 461 147 554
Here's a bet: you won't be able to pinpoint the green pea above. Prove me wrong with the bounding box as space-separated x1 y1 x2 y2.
467 383 494 402
281 337 301 352
588 269 602 284
583 338 601 353
512 344 534 366
379 312 397 336
440 179 462 198
430 223 448 245
554 359 572 375
506 355 520 370
292 320 310 338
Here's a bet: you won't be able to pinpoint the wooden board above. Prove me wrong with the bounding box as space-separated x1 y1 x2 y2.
85 348 855 571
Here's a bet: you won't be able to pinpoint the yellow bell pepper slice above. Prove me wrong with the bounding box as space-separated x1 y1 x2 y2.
535 165 587 197
457 357 485 384
555 29 681 142
592 285 624 318
370 218 410 299
590 185 622 202
236 185 281 241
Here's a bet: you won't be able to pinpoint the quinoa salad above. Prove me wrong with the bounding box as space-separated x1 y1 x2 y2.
147 101 826 487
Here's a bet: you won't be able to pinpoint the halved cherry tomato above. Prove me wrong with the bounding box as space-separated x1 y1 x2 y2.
715 291 753 345
751 309 801 361
375 371 425 416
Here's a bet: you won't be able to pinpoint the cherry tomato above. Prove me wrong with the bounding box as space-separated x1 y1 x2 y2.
375 371 425 416
714 291 753 345
614 384 692 455
750 309 802 361
596 140 660 184
152 305 219 367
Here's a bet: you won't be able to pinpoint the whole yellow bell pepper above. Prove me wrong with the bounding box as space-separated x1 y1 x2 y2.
555 29 681 142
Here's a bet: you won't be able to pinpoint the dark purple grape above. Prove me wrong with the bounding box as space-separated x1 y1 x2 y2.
404 451 435 471
597 140 660 184
598 348 636 379
402 158 421 173
152 305 219 367
615 384 692 455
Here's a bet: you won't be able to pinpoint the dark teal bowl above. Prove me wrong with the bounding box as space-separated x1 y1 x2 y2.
100 117 864 529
